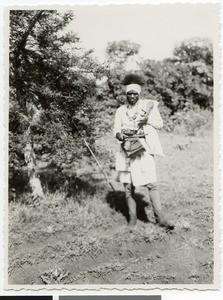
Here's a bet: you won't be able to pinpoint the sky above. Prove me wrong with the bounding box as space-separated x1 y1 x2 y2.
63 3 219 64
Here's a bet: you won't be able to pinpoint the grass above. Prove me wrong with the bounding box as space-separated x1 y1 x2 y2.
8 128 214 285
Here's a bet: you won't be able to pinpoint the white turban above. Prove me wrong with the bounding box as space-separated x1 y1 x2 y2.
126 84 141 94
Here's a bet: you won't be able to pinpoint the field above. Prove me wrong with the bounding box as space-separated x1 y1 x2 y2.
8 129 214 286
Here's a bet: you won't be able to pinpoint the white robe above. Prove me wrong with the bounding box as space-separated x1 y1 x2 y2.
114 99 164 186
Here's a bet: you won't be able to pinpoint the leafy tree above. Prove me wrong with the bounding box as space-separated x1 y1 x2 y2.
106 40 140 66
139 37 213 113
9 10 105 199
104 40 140 102
172 37 213 109
173 37 213 65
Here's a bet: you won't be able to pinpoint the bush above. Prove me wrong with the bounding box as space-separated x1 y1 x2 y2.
163 106 213 136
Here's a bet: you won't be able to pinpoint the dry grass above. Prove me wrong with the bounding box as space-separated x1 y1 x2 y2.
8 129 214 285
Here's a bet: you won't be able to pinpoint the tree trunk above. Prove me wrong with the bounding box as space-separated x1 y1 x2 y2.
24 104 44 200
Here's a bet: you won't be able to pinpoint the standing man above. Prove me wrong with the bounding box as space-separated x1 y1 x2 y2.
114 74 174 229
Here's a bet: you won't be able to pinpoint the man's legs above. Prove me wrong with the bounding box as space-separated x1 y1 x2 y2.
147 182 174 230
124 183 137 226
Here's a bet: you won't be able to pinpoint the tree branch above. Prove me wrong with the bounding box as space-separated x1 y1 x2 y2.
16 11 44 52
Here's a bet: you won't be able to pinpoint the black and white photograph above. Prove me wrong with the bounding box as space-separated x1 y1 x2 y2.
6 2 220 289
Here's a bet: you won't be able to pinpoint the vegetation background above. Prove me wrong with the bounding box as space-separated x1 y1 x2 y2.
8 10 214 285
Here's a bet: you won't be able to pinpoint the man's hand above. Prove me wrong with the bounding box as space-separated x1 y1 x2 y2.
137 116 148 126
116 132 125 141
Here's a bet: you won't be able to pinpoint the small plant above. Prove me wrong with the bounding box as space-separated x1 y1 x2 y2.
40 267 69 284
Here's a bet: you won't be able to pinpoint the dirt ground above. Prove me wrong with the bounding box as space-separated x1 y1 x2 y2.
8 130 214 286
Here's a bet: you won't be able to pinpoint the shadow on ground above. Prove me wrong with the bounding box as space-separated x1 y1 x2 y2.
106 190 152 224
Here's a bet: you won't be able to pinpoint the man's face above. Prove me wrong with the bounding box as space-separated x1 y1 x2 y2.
126 91 139 106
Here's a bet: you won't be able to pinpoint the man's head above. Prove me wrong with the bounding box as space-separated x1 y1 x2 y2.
126 90 139 106
126 83 141 105
123 74 144 105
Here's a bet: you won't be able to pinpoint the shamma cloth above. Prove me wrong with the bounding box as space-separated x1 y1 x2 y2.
114 99 164 186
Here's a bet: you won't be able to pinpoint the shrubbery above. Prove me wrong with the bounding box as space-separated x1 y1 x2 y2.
162 105 213 136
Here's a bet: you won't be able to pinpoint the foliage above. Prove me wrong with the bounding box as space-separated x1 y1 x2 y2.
173 37 213 64
9 14 214 196
139 37 213 113
97 37 213 138
106 40 140 66
96 38 213 137
173 38 213 109
141 59 193 112
105 40 141 103
163 105 213 136
9 10 106 193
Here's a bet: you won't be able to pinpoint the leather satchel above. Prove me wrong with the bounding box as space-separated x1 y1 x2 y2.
121 138 146 159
